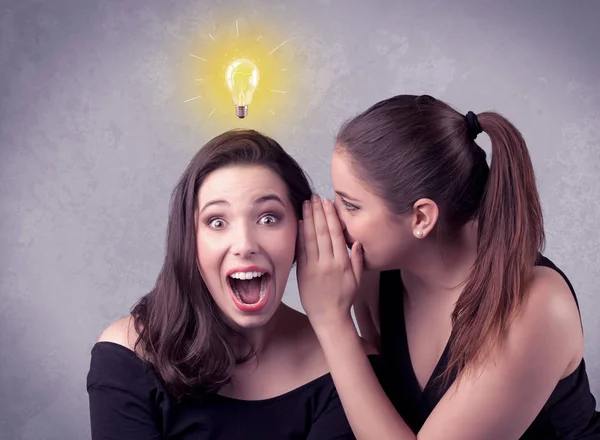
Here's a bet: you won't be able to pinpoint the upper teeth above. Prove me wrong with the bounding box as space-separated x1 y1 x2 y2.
229 271 264 280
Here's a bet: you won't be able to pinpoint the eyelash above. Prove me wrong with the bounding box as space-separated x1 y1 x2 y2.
341 199 359 212
207 213 280 229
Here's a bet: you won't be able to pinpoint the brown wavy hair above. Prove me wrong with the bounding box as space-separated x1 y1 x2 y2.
131 129 313 399
336 95 545 385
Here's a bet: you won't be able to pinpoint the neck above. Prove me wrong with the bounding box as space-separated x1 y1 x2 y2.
231 304 289 358
401 221 479 299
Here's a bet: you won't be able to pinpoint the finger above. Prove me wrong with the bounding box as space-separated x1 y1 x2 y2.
350 242 364 286
302 200 319 259
296 220 306 265
322 198 348 260
311 196 334 260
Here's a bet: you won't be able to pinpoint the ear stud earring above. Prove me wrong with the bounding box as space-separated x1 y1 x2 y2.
415 230 423 238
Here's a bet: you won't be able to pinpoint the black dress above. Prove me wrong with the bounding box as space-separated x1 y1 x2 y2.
87 341 382 440
379 255 600 439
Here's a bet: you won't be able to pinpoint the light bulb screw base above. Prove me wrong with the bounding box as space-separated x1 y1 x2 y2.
235 105 248 118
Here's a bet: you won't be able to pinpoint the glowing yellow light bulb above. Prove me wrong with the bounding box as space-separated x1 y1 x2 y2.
225 58 260 118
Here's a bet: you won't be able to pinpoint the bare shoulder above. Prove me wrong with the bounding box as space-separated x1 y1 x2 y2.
507 265 583 374
97 315 139 352
525 266 581 334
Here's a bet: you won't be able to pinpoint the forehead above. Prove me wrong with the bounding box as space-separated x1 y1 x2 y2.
199 164 288 202
331 149 373 198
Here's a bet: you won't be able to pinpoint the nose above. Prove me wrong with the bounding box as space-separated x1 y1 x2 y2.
230 224 259 258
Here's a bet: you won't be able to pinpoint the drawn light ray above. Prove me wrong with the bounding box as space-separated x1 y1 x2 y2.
184 95 202 103
268 38 290 55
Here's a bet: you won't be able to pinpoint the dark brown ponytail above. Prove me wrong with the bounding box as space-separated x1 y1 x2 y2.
446 112 545 380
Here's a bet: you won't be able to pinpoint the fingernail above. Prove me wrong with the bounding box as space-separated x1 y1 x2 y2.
311 194 320 202
303 200 310 208
323 198 332 206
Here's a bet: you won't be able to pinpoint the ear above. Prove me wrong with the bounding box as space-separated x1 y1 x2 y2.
410 198 439 239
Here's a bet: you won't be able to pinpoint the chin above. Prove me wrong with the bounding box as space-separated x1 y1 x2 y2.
228 310 276 329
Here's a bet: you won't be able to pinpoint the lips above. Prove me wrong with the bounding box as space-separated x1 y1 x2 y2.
226 266 270 278
226 266 272 313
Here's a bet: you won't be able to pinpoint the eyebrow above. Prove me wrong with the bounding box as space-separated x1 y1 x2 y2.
335 191 360 202
199 194 286 214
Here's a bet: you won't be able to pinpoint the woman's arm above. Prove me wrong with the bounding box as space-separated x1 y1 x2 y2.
315 318 414 439
307 352 383 440
353 271 381 352
298 197 582 440
316 272 581 439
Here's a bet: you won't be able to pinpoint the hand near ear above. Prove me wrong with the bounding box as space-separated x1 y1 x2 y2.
296 195 363 330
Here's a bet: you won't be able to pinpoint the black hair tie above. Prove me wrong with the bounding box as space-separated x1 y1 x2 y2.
465 111 482 140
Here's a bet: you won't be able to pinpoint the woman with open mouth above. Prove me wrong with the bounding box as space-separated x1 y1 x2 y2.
86 129 382 439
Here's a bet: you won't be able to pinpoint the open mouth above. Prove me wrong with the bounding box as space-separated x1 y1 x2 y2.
227 270 271 312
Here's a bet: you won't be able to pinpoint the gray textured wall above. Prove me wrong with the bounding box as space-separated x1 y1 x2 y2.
1 0 599 438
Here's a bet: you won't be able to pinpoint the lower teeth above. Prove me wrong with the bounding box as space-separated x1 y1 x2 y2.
233 276 268 305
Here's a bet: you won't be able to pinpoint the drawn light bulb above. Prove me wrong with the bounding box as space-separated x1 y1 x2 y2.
225 58 260 118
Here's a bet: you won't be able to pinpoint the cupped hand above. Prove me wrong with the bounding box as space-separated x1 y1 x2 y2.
296 195 364 330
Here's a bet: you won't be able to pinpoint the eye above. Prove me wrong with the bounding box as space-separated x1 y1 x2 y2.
208 218 227 229
259 214 278 225
341 199 359 212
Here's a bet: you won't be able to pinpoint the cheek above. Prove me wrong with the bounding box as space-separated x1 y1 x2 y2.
195 235 223 285
262 228 296 291
196 227 230 255
365 222 412 270
268 227 297 264
344 214 391 260
340 212 369 242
